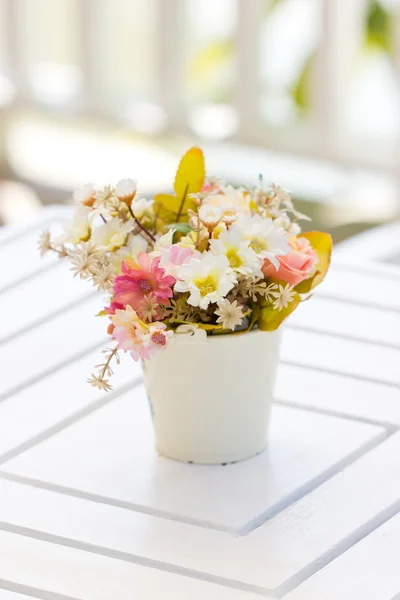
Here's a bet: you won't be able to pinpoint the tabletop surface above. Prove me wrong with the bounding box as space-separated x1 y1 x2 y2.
1 206 399 600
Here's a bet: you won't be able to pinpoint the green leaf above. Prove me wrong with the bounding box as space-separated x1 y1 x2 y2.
257 293 301 331
247 303 260 332
166 223 193 234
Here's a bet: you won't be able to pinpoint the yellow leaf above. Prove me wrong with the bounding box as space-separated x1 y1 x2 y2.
257 293 301 331
174 147 205 198
295 231 332 294
173 320 223 331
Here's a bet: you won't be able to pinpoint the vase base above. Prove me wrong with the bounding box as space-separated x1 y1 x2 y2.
156 444 267 465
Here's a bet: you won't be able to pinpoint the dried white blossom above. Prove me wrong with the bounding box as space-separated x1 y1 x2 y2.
215 298 245 330
271 284 296 311
87 374 112 392
38 229 52 257
90 263 115 292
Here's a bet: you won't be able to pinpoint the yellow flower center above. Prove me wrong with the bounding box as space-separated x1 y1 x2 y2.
226 248 243 269
250 238 266 254
195 274 218 297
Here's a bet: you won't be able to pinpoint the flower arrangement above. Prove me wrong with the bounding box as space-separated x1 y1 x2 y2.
39 147 332 391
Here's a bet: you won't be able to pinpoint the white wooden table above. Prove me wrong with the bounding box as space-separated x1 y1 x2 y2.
1 207 400 600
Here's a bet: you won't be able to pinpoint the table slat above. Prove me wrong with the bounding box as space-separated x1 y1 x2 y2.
276 364 400 425
0 531 263 600
1 387 384 534
0 350 141 462
282 329 400 386
0 296 106 401
284 513 400 600
291 296 400 347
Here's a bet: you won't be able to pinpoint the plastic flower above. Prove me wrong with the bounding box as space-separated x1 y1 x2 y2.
94 185 115 210
271 283 296 310
38 229 52 256
155 244 199 278
198 204 222 230
113 252 176 310
274 214 301 236
131 196 153 220
73 184 96 207
262 236 317 286
215 298 245 330
115 178 137 204
111 305 150 360
110 234 148 274
209 229 262 276
91 218 132 251
175 253 237 309
91 263 115 292
111 306 172 361
231 214 290 268
137 293 162 322
146 323 174 357
56 205 91 245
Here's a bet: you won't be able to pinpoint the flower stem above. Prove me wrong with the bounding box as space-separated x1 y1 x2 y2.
175 184 189 223
129 206 156 242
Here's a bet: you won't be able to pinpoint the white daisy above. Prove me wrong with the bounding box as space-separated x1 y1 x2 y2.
91 217 132 251
110 234 148 273
73 184 95 206
215 298 245 330
175 253 237 309
209 229 262 276
55 205 92 245
115 178 137 203
271 284 296 311
231 214 290 268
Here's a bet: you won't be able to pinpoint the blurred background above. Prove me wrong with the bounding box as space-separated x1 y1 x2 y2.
0 0 400 243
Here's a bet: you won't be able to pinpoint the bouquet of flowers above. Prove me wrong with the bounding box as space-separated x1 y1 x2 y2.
39 147 332 391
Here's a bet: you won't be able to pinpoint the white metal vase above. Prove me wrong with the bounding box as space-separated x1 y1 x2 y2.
142 326 282 465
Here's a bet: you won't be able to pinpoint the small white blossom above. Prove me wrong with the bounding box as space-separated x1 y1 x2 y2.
38 229 52 256
73 184 95 206
91 263 115 292
115 178 137 202
131 196 154 220
55 205 92 245
198 204 222 229
271 284 296 311
91 218 131 251
215 298 245 330
69 246 98 279
93 185 116 210
175 253 237 309
274 214 301 236
87 373 112 392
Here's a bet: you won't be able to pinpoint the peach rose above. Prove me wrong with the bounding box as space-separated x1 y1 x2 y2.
262 237 317 286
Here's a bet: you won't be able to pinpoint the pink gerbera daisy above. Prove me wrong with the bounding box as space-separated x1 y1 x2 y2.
113 252 176 311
